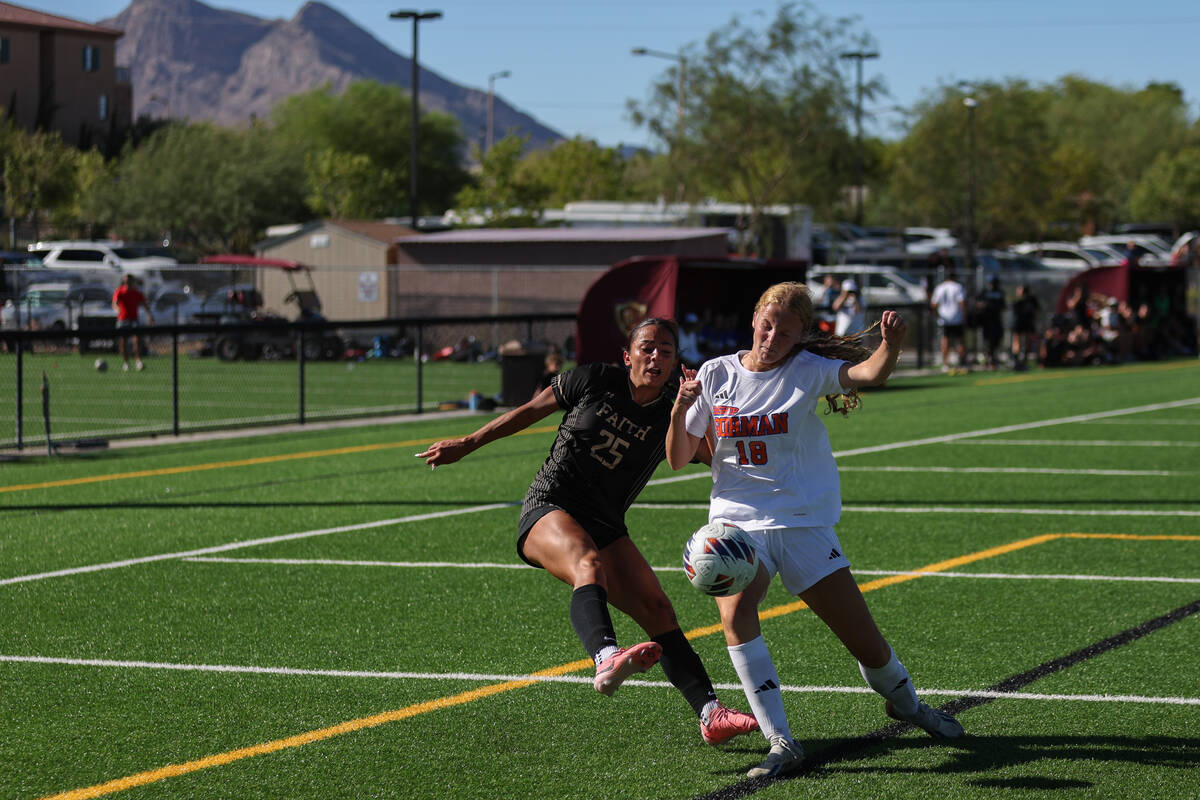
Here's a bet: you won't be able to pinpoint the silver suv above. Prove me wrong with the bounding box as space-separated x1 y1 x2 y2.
26 241 176 291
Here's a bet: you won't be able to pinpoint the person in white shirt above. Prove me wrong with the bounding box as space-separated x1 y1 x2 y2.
832 278 866 337
930 272 968 373
666 281 963 779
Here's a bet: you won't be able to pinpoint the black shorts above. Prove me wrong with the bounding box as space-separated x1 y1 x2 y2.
516 500 629 568
939 323 965 339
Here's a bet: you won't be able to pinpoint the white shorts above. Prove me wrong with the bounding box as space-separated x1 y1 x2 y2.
742 525 851 595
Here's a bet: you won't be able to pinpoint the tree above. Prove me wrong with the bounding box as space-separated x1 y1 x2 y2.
103 122 308 253
305 149 398 220
517 136 630 207
2 127 79 241
627 1 872 253
1129 147 1200 232
453 135 550 226
272 81 470 217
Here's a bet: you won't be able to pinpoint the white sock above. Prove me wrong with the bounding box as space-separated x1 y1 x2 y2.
594 645 620 666
700 699 720 724
728 636 790 743
858 646 919 716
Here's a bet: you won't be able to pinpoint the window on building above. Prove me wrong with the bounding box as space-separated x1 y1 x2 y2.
1 37 10 65
82 45 100 72
99 94 109 121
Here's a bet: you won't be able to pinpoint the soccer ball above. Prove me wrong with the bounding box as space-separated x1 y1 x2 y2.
682 522 760 597
94 358 108 372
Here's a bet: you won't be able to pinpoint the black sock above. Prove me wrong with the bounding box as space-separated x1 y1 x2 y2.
569 584 617 658
653 628 717 717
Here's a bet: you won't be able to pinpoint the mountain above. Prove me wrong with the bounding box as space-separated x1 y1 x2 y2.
100 0 563 150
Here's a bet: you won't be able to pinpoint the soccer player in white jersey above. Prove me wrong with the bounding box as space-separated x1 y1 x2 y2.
666 282 964 779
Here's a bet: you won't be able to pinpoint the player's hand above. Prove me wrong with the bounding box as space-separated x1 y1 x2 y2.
415 438 468 469
674 376 702 411
879 310 907 346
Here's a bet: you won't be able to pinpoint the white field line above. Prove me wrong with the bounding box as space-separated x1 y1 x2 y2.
8 397 1197 588
185 557 1200 585
0 654 1195 706
1088 419 1200 426
837 466 1187 476
0 504 515 587
632 503 1200 517
644 396 1200 487
954 439 1200 448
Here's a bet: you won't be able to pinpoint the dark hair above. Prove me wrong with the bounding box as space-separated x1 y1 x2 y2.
625 317 680 351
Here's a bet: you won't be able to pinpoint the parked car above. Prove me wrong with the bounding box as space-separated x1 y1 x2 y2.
1169 230 1199 266
26 240 176 291
0 282 117 331
805 264 927 308
1078 234 1171 266
1010 242 1121 271
903 227 958 254
150 285 210 325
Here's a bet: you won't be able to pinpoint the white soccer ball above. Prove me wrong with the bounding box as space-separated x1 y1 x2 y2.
682 522 760 597
94 358 108 372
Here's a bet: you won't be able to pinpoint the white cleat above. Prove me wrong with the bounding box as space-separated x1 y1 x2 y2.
747 736 804 779
886 700 964 739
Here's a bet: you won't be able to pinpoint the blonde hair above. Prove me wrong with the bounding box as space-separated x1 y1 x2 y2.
754 281 876 415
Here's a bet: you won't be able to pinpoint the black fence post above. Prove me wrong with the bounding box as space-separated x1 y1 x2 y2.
415 323 424 415
297 328 306 425
15 334 23 451
172 329 180 436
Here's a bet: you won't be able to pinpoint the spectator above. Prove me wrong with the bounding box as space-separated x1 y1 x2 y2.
815 274 840 332
832 278 866 337
1010 284 1040 371
1039 315 1070 367
112 274 153 372
678 312 705 368
1121 241 1142 268
975 274 1006 370
533 350 564 398
930 270 968 373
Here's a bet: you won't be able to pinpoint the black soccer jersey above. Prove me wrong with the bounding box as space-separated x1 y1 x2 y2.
523 362 678 532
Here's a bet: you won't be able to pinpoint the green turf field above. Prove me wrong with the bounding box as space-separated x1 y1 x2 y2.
2 359 1198 799
1 352 507 447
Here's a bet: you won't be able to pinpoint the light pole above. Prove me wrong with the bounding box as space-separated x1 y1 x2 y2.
486 69 511 155
390 9 442 228
632 47 687 200
963 95 978 276
839 51 878 226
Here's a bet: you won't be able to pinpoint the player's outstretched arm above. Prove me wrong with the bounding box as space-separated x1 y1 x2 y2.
843 310 906 389
416 385 560 468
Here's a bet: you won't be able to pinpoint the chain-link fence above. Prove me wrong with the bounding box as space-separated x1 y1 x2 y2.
0 314 575 451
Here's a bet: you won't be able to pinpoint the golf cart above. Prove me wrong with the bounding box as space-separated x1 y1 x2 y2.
197 255 343 361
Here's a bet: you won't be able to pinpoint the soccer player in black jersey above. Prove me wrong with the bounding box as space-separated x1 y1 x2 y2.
417 318 758 746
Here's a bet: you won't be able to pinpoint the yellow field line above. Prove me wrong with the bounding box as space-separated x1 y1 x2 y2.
972 359 1199 387
0 426 558 495
43 530 1109 799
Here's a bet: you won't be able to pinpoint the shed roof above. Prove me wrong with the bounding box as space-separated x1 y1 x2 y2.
394 227 730 245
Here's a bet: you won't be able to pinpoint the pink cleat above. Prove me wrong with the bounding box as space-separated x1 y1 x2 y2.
593 642 662 697
700 702 760 745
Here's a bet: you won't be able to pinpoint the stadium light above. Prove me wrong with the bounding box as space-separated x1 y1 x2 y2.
390 9 443 227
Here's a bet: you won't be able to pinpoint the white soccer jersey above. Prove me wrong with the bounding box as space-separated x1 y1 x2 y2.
685 350 847 530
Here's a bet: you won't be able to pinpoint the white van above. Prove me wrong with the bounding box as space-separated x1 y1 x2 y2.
26 241 176 291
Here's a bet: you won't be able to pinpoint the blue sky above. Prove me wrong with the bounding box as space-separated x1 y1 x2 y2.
31 0 1200 148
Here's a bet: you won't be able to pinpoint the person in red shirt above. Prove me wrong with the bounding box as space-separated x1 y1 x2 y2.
112 274 154 371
